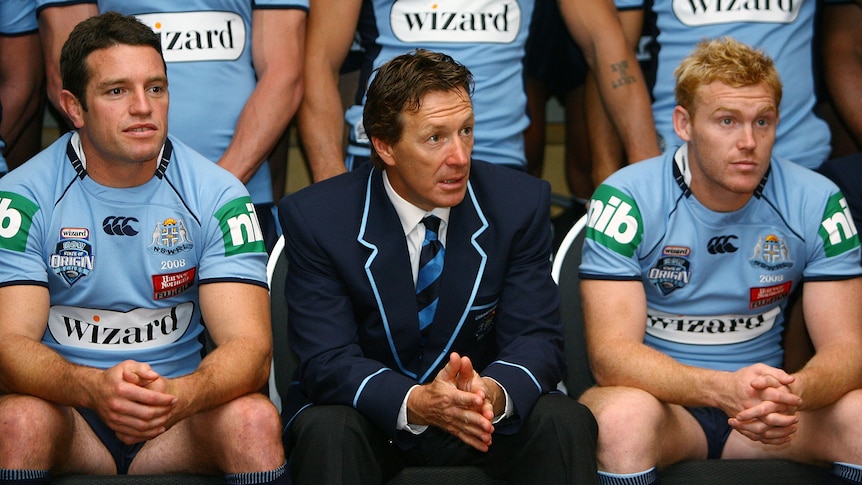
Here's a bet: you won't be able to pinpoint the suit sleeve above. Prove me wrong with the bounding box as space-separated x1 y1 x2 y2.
279 196 416 438
481 180 566 434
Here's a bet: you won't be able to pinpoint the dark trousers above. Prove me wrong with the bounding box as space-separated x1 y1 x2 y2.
288 393 598 485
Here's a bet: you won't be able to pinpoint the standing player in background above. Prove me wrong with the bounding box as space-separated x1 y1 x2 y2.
523 0 594 219
298 0 659 183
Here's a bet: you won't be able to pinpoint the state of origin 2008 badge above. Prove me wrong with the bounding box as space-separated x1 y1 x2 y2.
52 227 94 286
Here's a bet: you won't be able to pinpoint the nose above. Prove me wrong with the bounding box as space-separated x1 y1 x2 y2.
737 123 756 151
446 135 471 166
129 88 153 115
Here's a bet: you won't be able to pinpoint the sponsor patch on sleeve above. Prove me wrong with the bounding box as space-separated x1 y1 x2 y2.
0 192 40 252
819 193 860 257
585 185 643 258
214 196 265 256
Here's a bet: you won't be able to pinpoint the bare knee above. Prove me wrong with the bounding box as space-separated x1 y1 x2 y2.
821 389 862 463
581 386 666 437
198 393 285 471
0 395 70 468
579 386 667 471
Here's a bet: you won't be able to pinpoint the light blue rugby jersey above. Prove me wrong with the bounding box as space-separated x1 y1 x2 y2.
580 145 862 371
0 132 268 378
0 0 38 34
347 0 534 169
36 0 309 205
617 0 836 169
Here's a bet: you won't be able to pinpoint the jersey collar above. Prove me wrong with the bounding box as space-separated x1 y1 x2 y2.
672 143 770 200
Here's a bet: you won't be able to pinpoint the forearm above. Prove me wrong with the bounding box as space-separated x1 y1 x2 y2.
297 83 349 182
176 283 272 422
218 9 305 184
0 34 44 153
792 343 862 411
298 0 358 182
38 4 97 113
591 337 730 409
561 0 658 163
795 279 862 410
585 73 626 186
217 71 302 184
583 8 651 174
169 335 271 422
0 334 101 408
592 57 659 163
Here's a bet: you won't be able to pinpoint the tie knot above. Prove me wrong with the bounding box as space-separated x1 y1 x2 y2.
422 216 441 240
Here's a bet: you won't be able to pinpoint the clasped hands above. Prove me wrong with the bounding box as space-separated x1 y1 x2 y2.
90 360 178 445
407 352 503 452
724 363 803 446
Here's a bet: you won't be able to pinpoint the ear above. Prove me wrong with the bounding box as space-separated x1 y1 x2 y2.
672 105 692 142
371 136 397 168
58 90 86 129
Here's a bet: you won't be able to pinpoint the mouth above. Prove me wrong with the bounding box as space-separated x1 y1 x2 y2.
731 159 760 170
125 124 159 134
440 175 466 187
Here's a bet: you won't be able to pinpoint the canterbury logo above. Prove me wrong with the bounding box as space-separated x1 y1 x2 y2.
103 216 140 236
707 235 738 254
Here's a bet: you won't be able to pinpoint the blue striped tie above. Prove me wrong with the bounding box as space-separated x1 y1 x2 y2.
417 216 444 332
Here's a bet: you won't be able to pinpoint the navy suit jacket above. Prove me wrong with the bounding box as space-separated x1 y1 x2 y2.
277 160 565 444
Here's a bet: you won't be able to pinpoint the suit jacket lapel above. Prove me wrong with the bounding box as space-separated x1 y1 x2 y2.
359 169 422 378
358 172 490 382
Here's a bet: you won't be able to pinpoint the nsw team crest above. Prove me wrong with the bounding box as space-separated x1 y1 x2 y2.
149 217 193 255
749 234 793 271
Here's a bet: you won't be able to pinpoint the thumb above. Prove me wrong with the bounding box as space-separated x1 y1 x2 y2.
437 352 462 384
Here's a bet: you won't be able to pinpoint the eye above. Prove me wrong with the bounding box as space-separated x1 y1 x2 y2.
428 134 440 143
756 118 769 127
720 118 733 126
460 126 472 136
108 87 124 96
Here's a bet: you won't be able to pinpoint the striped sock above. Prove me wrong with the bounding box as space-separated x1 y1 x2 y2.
598 467 659 485
225 462 288 485
0 469 50 484
834 462 862 484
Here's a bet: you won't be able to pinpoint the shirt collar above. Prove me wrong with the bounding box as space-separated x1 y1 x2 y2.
383 170 451 236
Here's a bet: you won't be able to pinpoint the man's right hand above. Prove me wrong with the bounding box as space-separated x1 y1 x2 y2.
723 363 802 445
406 352 495 451
91 360 177 444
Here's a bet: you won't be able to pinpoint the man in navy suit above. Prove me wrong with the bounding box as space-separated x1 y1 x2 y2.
277 49 598 484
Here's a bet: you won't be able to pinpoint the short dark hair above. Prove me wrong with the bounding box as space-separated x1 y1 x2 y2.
363 49 474 169
61 11 165 110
